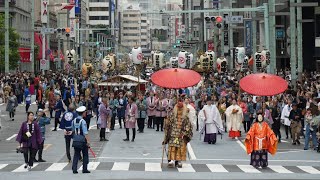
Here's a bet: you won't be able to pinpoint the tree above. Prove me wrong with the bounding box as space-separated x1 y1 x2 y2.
0 13 20 72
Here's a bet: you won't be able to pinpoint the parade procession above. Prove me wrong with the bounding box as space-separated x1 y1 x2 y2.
0 0 320 180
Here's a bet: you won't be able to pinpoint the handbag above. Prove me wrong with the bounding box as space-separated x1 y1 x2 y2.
72 118 86 149
97 115 101 125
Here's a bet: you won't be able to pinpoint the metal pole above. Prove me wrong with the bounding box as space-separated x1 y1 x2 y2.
220 1 224 57
290 0 297 89
30 0 35 73
47 7 50 71
80 24 83 69
297 0 303 81
229 0 233 71
252 0 257 73
263 3 269 50
4 0 9 73
269 0 276 74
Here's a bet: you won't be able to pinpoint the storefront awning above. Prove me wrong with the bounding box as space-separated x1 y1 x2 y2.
19 48 31 63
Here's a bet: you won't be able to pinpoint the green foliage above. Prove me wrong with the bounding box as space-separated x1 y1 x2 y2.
0 13 20 71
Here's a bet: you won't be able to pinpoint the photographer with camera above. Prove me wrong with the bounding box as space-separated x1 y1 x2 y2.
34 109 51 162
16 112 42 170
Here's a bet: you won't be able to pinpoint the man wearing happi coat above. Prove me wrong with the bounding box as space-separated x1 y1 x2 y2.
163 98 193 168
245 113 278 168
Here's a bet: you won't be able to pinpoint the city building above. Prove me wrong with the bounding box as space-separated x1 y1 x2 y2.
119 5 150 50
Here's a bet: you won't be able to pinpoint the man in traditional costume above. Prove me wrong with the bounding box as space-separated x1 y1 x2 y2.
198 98 224 144
163 98 193 168
225 99 243 139
245 113 278 168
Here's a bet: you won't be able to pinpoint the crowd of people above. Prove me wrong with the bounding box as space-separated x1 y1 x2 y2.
0 69 319 172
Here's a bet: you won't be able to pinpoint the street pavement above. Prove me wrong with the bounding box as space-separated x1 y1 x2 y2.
0 103 320 179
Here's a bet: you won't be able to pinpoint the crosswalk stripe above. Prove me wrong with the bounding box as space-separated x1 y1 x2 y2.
177 163 196 173
0 164 8 170
268 165 293 174
111 162 130 171
206 164 228 173
79 162 100 171
45 163 68 171
297 166 320 174
237 165 261 173
145 163 162 172
12 163 39 172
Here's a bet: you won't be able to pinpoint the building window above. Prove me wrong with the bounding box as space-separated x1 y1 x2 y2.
141 20 147 23
89 16 109 20
123 21 139 24
89 7 109 11
129 14 138 17
123 27 139 30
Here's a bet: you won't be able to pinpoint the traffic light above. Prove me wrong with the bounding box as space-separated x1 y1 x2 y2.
205 16 223 29
55 28 71 37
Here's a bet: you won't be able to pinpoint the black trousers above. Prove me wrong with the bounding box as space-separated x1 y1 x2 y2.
100 128 106 139
148 116 155 128
65 135 72 160
126 128 136 140
119 116 125 128
85 115 92 130
9 111 15 119
49 108 54 118
23 147 37 166
72 146 88 172
110 114 116 130
137 118 145 132
35 141 44 160
26 104 30 113
243 121 251 133
273 127 281 140
285 125 292 138
156 117 164 131
54 117 60 130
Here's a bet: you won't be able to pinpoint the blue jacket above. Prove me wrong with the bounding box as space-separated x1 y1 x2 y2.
54 99 65 118
60 110 78 131
117 98 127 118
37 116 51 140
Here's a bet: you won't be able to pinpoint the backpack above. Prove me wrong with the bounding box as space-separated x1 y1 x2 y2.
72 117 86 149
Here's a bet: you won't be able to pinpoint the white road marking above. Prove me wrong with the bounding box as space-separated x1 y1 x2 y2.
297 166 320 174
12 163 39 172
177 163 196 172
268 165 293 174
79 162 100 171
89 125 97 130
187 143 197 160
235 138 247 151
0 164 8 170
206 164 228 173
145 163 162 172
237 165 261 173
111 162 130 171
45 163 68 171
6 134 17 141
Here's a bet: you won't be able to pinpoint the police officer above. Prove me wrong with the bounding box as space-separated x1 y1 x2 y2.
72 106 91 174
60 104 77 162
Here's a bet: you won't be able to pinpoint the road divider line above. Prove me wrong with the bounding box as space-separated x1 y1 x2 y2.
187 143 197 160
79 162 100 171
45 163 68 171
206 164 228 172
237 165 261 173
268 165 293 173
6 134 17 141
145 163 162 172
297 166 320 174
0 164 8 170
177 163 196 172
235 137 246 151
111 162 130 171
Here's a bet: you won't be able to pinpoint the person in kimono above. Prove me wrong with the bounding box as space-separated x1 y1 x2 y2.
245 113 278 168
146 91 158 129
117 92 127 129
155 93 168 132
16 112 43 170
225 99 243 139
281 100 292 139
98 98 111 141
6 91 18 121
53 94 65 131
163 98 193 168
109 93 118 131
123 97 138 142
136 93 147 133
198 98 223 144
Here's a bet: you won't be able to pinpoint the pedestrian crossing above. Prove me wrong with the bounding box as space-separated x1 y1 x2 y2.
0 162 320 174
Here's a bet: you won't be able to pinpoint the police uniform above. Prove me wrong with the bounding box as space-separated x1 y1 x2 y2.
59 109 77 161
72 106 90 174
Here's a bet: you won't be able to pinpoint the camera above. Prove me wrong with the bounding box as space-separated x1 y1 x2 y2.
16 147 24 153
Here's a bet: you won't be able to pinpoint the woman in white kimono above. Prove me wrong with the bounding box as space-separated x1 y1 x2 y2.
198 98 224 144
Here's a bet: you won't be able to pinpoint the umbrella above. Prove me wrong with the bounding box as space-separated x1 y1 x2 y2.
151 68 201 89
239 73 288 96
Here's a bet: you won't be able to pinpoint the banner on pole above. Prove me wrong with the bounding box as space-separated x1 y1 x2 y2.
244 20 252 55
41 0 48 24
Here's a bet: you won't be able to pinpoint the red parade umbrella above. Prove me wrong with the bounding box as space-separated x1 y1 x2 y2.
151 68 201 89
239 73 288 96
